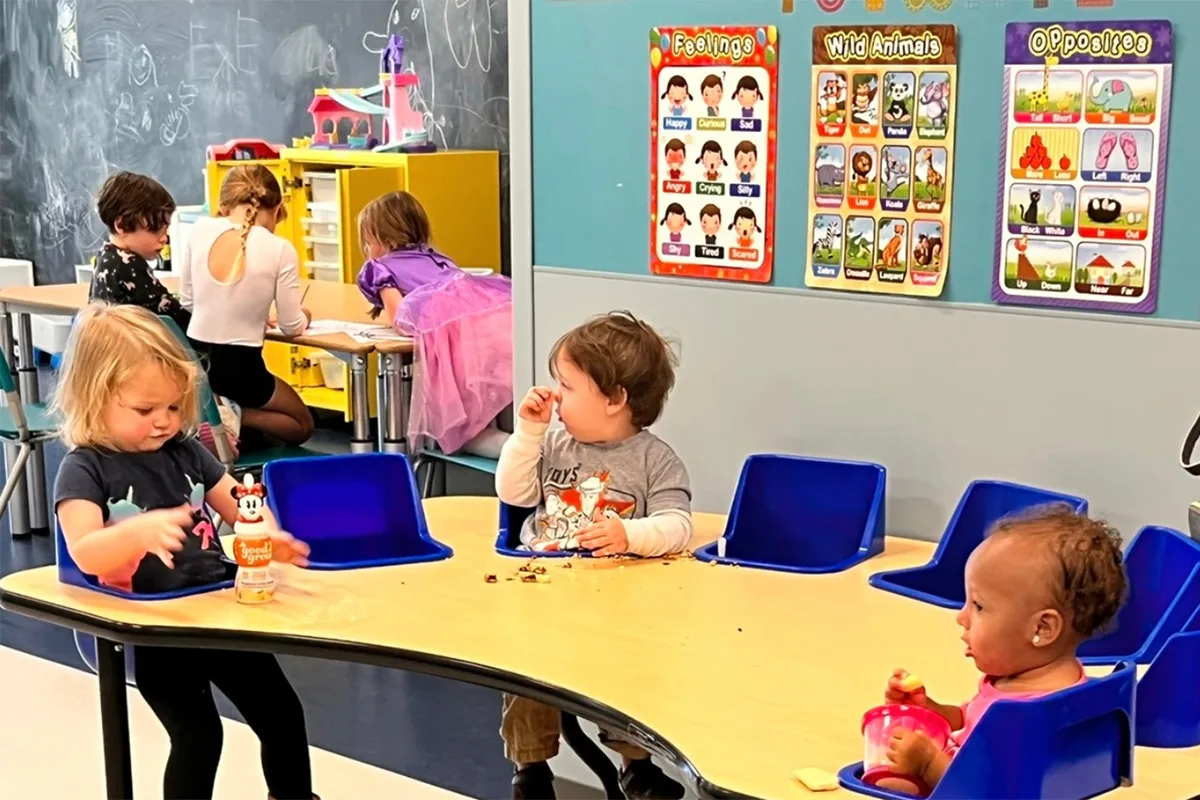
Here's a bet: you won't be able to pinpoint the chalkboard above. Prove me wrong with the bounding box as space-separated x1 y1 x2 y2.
0 0 509 283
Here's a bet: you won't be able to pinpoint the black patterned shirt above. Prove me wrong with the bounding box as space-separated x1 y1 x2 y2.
90 242 190 331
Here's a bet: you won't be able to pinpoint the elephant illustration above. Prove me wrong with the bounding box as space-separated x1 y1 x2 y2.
1090 77 1133 112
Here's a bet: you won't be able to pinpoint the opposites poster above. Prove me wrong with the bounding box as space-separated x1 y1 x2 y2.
805 25 959 298
650 25 780 283
993 20 1173 314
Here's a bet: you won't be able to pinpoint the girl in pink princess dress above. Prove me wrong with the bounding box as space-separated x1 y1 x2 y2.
356 191 512 454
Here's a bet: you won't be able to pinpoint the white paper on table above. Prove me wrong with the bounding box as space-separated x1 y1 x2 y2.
266 320 405 340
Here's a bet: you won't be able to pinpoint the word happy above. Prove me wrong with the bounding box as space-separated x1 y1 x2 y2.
671 30 757 63
823 30 943 62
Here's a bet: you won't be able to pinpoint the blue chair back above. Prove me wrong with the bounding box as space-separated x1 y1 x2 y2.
839 663 1135 799
1136 605 1200 747
156 315 235 467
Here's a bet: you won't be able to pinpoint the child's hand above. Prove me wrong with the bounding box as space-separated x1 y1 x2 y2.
269 530 311 567
885 728 938 779
131 505 192 568
886 669 928 705
518 387 556 424
576 517 628 557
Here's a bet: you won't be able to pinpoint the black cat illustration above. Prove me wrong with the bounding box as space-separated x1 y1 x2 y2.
1020 190 1041 225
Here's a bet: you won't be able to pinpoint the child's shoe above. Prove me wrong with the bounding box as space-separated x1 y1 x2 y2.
619 758 685 799
512 761 556 799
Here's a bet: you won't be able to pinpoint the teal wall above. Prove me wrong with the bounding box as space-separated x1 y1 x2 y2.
531 0 1194 321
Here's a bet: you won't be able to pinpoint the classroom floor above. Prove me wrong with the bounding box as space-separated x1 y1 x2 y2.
0 369 654 799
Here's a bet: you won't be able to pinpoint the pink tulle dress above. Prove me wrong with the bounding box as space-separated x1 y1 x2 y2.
357 246 512 454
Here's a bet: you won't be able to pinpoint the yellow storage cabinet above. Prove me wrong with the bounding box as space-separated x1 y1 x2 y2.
203 147 501 423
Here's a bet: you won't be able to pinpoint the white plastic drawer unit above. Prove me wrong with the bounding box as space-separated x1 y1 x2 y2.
303 172 339 206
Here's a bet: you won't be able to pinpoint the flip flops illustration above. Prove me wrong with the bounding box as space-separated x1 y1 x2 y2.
1095 131 1140 171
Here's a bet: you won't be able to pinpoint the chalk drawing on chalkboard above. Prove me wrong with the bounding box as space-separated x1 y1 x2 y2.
56 0 80 79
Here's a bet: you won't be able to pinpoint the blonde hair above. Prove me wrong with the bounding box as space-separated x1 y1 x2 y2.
53 304 201 449
217 165 285 285
357 191 432 255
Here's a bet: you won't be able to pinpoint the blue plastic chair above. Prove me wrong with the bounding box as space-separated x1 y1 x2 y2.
693 454 886 573
494 501 597 559
1078 526 1200 665
838 663 1135 799
157 315 325 475
869 481 1088 608
1135 605 1200 748
0 345 58 527
265 453 452 569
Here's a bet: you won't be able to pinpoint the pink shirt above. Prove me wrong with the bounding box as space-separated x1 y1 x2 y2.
950 665 1087 750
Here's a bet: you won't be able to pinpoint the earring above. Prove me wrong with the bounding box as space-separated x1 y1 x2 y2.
1032 634 1041 645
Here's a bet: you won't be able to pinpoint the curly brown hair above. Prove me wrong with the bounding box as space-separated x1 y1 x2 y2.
96 171 175 234
989 504 1127 638
549 311 678 429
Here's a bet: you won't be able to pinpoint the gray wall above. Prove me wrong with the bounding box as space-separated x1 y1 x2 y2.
529 267 1200 542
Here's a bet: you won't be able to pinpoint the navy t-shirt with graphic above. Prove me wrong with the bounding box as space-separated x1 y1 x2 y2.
54 437 232 593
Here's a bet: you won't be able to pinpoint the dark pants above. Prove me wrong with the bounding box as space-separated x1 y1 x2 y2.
134 647 312 799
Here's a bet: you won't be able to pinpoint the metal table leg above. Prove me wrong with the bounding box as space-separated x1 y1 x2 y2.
400 356 413 459
15 313 48 535
1 309 30 536
381 352 406 455
349 353 372 453
96 638 134 799
375 368 386 451
561 712 624 799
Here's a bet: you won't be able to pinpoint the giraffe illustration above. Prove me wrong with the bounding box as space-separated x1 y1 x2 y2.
1026 56 1058 112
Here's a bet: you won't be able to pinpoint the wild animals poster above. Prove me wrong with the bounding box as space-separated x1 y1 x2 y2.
806 25 959 298
993 20 1173 314
650 26 780 283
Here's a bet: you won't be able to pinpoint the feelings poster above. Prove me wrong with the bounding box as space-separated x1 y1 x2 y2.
805 25 959 298
650 25 779 283
993 20 1173 314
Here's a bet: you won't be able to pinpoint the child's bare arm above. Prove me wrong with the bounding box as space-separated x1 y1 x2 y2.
886 670 966 730
919 748 953 788
58 498 190 575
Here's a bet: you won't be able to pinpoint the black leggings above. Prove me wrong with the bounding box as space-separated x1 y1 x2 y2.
134 647 312 799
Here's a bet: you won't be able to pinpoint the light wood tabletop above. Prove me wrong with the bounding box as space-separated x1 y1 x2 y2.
0 280 380 354
0 497 1194 799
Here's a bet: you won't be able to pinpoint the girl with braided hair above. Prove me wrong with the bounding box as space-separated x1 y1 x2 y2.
180 165 315 444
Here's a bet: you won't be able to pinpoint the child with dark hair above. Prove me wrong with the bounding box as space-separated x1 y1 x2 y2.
880 505 1127 793
735 75 764 117
695 140 727 182
663 138 686 180
496 312 691 800
90 171 189 331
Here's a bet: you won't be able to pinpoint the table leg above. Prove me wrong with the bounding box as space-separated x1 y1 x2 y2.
400 356 413 459
96 638 134 800
0 309 30 537
560 712 624 799
381 352 406 455
15 313 48 535
375 368 386 451
349 354 372 453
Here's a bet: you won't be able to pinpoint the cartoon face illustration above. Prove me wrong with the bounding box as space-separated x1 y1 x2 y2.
232 473 267 523
735 75 763 116
734 141 757 181
664 139 686 176
661 75 692 113
658 202 691 240
701 74 724 111
578 473 606 518
696 140 727 180
729 207 762 248
699 204 722 239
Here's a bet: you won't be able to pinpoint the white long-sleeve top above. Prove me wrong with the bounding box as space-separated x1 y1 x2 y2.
495 418 694 558
180 216 307 346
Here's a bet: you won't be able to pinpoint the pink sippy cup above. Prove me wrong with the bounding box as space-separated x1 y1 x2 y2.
861 704 952 796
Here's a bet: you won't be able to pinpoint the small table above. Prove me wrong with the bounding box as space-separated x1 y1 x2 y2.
2 498 1195 799
0 280 381 535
